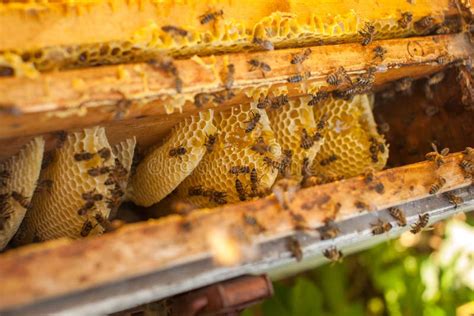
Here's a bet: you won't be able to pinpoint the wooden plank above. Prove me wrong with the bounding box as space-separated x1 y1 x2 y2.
0 152 470 311
0 33 472 160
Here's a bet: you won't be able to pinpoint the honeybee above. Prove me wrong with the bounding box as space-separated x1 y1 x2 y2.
398 12 413 28
323 246 343 263
371 219 393 235
319 221 340 240
372 46 387 61
290 212 311 231
270 95 289 109
319 154 338 166
463 147 474 157
256 96 272 109
82 189 104 202
224 64 235 89
235 179 247 201
98 147 112 161
87 166 110 177
188 185 204 196
0 65 14 77
199 9 223 24
429 176 446 195
0 170 10 187
54 130 68 149
290 48 312 65
169 146 187 158
414 16 435 32
410 213 430 234
272 178 300 210
104 158 128 186
425 143 449 167
308 91 330 106
445 192 463 208
326 67 351 86
388 207 407 226
355 201 368 211
74 151 94 162
251 136 270 154
77 201 95 216
248 59 271 72
287 237 303 261
252 37 274 50
94 213 114 232
244 111 261 133
11 191 30 209
300 129 315 149
364 169 374 184
359 22 376 46
395 77 414 95
194 92 212 108
279 150 293 176
34 179 53 194
301 158 318 188
148 58 182 93
316 113 329 131
161 25 188 37
229 165 251 175
287 71 311 83
204 134 217 153
80 220 96 237
249 168 259 195
243 214 265 233
208 190 227 205
460 159 474 174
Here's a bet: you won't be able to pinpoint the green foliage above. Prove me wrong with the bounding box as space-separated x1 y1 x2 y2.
244 219 474 316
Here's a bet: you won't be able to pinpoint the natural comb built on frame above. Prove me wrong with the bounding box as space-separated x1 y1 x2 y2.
0 0 472 313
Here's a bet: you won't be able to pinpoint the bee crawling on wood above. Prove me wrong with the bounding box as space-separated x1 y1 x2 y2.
326 67 351 86
308 90 330 106
251 136 270 154
460 159 474 175
199 9 223 25
74 151 95 162
248 59 271 72
229 165 251 175
323 246 343 263
244 111 261 133
425 143 449 167
287 71 311 83
252 37 274 51
410 213 430 234
235 178 247 201
445 192 463 208
429 176 447 195
204 134 217 153
161 25 188 37
169 146 187 158
300 128 315 149
371 218 393 235
290 48 312 65
224 64 235 89
287 236 303 261
359 22 376 46
388 207 407 226
398 12 413 28
373 46 387 60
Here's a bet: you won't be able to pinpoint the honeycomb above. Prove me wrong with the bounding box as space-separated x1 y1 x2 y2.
127 110 217 207
15 127 117 243
0 0 449 73
311 94 388 179
266 96 323 182
174 104 281 207
0 137 44 250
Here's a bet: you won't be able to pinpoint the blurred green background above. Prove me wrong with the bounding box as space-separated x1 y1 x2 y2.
243 214 474 316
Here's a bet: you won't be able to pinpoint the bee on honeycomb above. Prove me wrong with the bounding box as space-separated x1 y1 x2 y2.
0 137 44 250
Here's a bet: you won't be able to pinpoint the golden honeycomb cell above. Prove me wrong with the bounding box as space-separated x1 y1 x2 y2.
127 110 217 207
175 104 281 208
266 96 323 182
311 94 389 179
15 127 116 244
0 0 452 73
0 137 44 250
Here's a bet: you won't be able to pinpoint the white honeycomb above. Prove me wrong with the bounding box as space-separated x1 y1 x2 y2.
0 137 44 249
